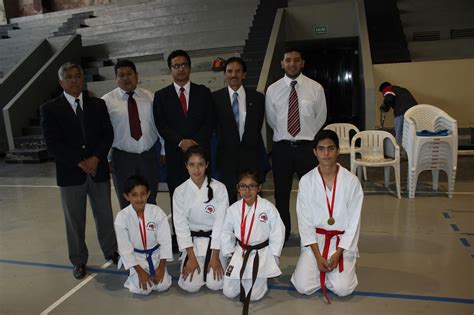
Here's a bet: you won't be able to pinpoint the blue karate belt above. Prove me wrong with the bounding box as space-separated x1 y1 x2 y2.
134 243 160 277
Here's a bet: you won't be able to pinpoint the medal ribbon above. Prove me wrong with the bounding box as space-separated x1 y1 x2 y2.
240 197 258 253
137 211 156 277
138 212 147 251
318 166 339 223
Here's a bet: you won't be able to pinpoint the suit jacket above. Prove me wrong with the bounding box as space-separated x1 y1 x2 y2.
212 87 266 181
153 82 213 189
40 94 114 186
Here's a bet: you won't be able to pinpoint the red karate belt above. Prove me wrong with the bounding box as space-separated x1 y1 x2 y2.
315 227 345 304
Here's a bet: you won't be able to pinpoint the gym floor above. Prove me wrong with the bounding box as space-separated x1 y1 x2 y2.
0 156 473 314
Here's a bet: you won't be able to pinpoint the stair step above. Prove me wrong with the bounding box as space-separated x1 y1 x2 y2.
5 148 51 164
14 135 45 150
22 126 43 136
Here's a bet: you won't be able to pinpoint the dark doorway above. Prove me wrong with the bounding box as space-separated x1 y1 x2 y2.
287 37 362 129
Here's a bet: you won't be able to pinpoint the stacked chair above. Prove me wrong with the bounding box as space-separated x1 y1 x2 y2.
402 104 458 198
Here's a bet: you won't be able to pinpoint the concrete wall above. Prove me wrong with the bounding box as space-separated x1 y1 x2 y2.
0 39 54 152
284 0 358 40
373 58 474 128
3 35 81 150
0 0 6 24
3 0 41 18
52 0 112 11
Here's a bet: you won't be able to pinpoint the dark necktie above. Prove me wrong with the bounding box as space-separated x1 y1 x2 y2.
75 99 86 140
287 80 301 137
180 87 187 117
127 91 142 141
232 92 240 129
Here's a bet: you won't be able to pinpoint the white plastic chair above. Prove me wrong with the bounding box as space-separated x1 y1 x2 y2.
402 104 457 198
324 123 367 180
324 123 360 154
350 130 401 199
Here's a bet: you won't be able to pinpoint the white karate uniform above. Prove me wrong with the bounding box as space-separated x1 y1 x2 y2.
221 196 285 301
115 204 173 295
173 177 229 292
291 164 363 297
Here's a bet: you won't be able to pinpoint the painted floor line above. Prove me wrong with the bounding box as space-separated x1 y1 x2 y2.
40 261 112 315
1 258 473 305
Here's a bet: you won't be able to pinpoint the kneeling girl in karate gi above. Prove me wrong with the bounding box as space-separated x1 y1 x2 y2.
221 169 285 315
291 130 363 303
173 145 229 292
114 175 173 295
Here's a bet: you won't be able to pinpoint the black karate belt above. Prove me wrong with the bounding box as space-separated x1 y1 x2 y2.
183 230 213 282
133 243 160 277
237 238 269 315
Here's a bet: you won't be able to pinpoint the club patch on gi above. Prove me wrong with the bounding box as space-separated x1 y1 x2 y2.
259 213 268 223
147 222 157 230
205 205 215 214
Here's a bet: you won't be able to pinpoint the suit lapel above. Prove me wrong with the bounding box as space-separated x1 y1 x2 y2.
243 87 253 135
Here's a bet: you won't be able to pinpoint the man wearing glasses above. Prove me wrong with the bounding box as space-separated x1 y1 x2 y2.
153 50 213 248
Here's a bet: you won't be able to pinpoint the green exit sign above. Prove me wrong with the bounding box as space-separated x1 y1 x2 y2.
314 25 328 35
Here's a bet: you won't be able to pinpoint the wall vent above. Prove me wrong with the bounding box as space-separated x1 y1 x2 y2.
412 30 440 41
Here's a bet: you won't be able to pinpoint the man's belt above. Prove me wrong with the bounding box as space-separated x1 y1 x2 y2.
237 238 270 315
183 230 213 282
276 139 312 147
315 227 345 304
133 243 161 277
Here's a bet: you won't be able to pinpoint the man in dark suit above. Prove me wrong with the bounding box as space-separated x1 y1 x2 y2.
41 62 118 279
212 57 266 204
153 50 213 236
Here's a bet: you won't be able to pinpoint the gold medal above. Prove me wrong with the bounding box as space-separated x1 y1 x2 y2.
327 217 335 225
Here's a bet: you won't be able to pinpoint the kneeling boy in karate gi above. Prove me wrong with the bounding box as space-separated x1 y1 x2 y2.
291 130 363 303
115 175 173 295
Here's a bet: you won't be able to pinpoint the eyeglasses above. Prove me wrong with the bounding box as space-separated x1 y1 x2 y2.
170 63 189 69
237 184 259 191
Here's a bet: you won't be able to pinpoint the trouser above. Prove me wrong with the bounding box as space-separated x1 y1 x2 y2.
272 140 317 239
111 147 160 209
125 265 172 295
394 115 404 147
291 246 358 298
60 176 117 265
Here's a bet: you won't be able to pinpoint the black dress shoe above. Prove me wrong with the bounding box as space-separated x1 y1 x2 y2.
73 263 86 279
107 252 120 265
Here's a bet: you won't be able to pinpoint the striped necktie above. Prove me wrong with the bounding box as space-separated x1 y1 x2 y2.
287 80 300 137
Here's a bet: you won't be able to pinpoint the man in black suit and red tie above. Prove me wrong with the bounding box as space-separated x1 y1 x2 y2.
212 57 267 204
41 62 118 279
153 50 213 246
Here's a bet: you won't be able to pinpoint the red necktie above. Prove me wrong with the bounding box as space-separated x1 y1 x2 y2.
179 87 187 117
287 80 301 137
127 91 142 141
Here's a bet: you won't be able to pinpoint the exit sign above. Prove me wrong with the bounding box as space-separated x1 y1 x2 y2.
314 25 328 35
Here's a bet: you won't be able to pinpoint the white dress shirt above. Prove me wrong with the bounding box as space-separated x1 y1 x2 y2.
63 92 83 113
227 85 246 140
102 87 164 154
265 74 327 142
